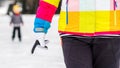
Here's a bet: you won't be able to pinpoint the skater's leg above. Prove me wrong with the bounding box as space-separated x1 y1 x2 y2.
61 36 93 68
93 37 120 68
12 27 16 40
17 27 21 41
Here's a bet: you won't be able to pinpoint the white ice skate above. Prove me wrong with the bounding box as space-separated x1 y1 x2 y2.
31 33 49 54
31 39 49 54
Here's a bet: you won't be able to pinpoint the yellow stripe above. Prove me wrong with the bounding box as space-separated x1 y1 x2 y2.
44 0 60 7
95 11 110 32
79 11 95 33
58 11 67 31
58 11 120 33
116 10 120 30
110 10 120 31
65 12 80 32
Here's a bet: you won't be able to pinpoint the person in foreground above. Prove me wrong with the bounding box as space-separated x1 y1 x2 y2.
33 0 120 68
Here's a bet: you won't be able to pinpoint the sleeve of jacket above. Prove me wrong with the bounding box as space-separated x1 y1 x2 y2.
36 0 60 23
20 15 23 24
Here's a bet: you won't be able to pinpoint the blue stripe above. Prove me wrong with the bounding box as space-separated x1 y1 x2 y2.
66 0 68 24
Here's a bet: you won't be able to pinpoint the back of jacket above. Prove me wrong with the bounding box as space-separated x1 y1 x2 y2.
36 0 120 36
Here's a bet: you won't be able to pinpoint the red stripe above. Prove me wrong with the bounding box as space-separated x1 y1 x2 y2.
58 31 94 36
95 31 120 35
36 1 57 22
58 31 120 36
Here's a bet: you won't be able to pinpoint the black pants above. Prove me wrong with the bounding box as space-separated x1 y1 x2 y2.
61 36 120 68
12 27 21 41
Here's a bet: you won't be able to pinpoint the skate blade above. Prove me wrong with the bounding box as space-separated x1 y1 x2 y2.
31 44 38 54
38 46 48 50
31 40 49 54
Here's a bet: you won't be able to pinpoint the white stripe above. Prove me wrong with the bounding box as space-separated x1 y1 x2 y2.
80 0 96 11
96 0 111 10
61 0 67 11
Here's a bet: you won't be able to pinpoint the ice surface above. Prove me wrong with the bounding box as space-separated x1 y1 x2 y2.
0 15 66 68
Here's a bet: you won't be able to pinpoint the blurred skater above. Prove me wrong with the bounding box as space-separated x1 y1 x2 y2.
10 4 24 42
7 0 17 16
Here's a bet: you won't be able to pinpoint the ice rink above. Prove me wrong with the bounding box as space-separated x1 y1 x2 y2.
0 15 66 68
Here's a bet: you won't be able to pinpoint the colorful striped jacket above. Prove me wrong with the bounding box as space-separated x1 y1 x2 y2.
35 0 120 36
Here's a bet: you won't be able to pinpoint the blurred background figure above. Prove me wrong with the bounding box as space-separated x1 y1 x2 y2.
7 0 17 16
0 0 13 15
10 4 24 42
